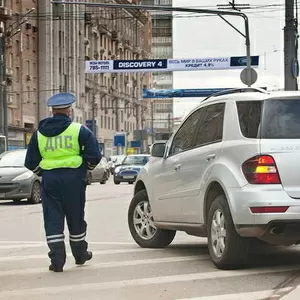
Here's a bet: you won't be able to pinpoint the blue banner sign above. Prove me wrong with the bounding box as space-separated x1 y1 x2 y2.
143 88 232 99
85 56 259 74
113 132 126 147
130 141 142 148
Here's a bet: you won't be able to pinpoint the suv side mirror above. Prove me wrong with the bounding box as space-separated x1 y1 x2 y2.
151 142 166 158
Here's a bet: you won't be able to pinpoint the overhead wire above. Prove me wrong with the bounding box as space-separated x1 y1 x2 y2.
12 3 289 21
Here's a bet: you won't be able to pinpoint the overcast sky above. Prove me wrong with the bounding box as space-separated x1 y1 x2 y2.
172 0 286 118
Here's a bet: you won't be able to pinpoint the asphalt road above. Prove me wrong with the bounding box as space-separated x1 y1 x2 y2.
1 179 300 299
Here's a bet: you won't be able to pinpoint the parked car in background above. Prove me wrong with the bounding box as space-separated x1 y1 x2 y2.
0 149 41 204
86 157 110 185
114 154 150 185
108 155 126 174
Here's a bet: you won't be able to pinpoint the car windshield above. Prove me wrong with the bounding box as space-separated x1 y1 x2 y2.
0 151 26 167
122 156 149 166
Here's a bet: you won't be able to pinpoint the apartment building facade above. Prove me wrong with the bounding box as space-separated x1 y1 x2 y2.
0 0 38 149
141 0 174 140
84 0 152 156
38 0 152 157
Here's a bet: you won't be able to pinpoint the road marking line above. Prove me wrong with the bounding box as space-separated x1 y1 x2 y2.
0 255 207 277
176 287 294 300
0 247 173 262
0 244 46 250
0 265 299 297
0 242 137 249
0 241 139 245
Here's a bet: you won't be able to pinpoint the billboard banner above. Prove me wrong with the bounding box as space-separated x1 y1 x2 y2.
85 56 259 74
143 88 232 99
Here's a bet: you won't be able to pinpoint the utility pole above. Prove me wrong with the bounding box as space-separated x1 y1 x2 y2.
0 8 35 149
167 112 171 137
151 101 154 144
284 0 298 90
217 1 250 11
0 25 8 145
92 93 96 134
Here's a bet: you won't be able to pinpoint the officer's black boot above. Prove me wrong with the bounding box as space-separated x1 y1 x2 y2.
49 265 64 272
75 251 93 265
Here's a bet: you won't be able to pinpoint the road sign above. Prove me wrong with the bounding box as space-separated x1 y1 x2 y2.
240 67 258 86
113 132 126 147
130 140 142 148
85 56 259 74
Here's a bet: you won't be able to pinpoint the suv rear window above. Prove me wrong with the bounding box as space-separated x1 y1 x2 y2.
262 99 300 139
236 101 262 138
236 99 300 139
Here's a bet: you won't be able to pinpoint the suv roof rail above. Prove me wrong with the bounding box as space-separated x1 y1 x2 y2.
202 87 268 102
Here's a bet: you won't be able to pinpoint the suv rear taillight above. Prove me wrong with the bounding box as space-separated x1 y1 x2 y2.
242 155 281 184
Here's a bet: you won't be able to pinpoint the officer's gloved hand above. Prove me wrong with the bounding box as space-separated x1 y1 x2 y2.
87 162 96 170
33 167 43 176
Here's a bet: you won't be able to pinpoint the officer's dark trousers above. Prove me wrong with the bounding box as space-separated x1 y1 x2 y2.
41 168 88 268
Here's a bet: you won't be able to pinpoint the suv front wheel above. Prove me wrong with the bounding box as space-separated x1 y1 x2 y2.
128 190 176 248
207 194 250 270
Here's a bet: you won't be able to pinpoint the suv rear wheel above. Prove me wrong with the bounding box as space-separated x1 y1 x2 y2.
207 194 250 270
128 190 176 248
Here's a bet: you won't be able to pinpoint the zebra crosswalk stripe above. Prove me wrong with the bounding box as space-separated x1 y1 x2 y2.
0 241 299 299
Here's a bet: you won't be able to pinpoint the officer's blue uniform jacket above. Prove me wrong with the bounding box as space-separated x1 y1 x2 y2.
25 113 101 269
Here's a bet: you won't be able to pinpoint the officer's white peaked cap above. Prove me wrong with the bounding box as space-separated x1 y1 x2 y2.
47 92 76 109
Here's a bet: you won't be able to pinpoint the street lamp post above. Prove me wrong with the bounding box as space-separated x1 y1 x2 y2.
51 1 254 87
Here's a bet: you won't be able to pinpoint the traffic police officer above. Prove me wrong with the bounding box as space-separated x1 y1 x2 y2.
25 92 101 272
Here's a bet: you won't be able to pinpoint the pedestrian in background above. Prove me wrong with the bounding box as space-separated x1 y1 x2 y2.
25 92 101 272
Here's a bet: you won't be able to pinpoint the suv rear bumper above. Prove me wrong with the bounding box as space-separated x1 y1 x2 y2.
236 220 300 245
228 186 300 243
236 220 300 237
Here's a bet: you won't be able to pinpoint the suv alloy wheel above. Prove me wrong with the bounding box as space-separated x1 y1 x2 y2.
207 194 250 270
128 190 176 248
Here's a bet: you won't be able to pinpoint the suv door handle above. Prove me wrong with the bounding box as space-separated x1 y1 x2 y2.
206 154 216 162
174 164 181 171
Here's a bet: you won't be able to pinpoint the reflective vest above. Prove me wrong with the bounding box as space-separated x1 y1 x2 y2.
37 122 83 170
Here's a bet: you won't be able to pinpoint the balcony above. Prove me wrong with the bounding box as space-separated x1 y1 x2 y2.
111 30 122 41
115 0 149 25
0 5 11 20
98 23 110 35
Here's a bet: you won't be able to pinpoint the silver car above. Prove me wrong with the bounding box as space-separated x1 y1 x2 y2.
127 88 300 270
0 149 41 204
86 157 110 185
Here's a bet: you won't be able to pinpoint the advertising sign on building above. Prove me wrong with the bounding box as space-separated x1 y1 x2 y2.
85 56 259 74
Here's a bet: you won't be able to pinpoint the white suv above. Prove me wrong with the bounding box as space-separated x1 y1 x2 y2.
127 88 300 270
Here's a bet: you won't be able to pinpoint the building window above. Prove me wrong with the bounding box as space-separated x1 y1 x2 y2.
16 40 20 55
27 87 30 101
26 34 30 49
15 67 20 82
9 53 13 68
32 36 36 52
26 60 30 75
32 62 36 77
